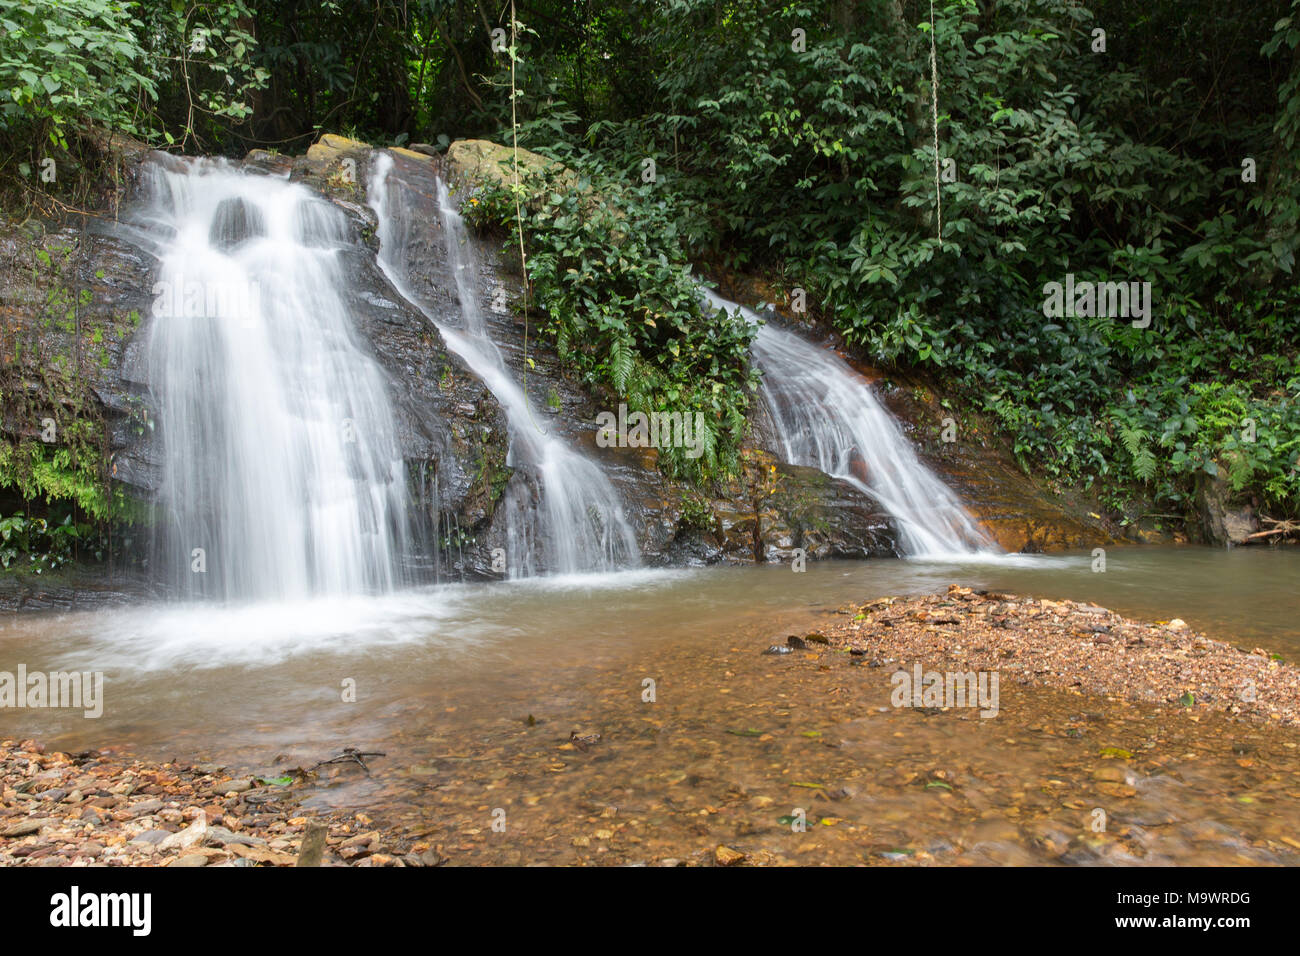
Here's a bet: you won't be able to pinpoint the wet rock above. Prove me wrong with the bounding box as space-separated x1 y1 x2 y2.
405 848 446 867
714 845 746 866
2 818 53 837
1195 472 1258 546
209 197 265 250
3 142 512 598
213 778 254 795
1091 766 1128 783
204 826 266 847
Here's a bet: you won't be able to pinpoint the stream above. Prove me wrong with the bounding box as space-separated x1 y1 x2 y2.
2 545 1297 865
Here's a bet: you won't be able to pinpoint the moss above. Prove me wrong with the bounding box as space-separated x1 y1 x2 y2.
0 228 141 564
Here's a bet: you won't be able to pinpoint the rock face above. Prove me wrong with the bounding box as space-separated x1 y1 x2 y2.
0 216 160 499
2 134 512 584
405 145 898 564
286 141 511 575
705 272 1115 553
1195 472 1259 546
4 131 1114 599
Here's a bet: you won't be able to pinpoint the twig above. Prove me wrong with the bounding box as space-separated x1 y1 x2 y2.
308 747 386 776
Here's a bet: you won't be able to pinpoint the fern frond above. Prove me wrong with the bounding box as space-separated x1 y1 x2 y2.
610 336 634 393
1119 424 1148 459
1133 448 1157 481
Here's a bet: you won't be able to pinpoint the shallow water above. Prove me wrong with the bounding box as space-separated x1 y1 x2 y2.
2 546 1297 865
0 546 1296 753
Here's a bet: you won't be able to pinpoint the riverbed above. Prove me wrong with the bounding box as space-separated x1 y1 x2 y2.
2 545 1297 865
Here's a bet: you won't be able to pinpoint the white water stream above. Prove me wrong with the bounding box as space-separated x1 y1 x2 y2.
142 161 409 600
702 290 995 557
368 153 638 576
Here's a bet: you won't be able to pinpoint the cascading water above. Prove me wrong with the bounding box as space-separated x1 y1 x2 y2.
702 290 995 557
368 153 638 576
141 160 409 601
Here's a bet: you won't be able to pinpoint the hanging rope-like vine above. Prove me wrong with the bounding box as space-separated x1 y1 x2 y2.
929 0 941 241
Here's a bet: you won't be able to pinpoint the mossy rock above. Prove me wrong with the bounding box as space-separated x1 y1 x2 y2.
445 139 574 196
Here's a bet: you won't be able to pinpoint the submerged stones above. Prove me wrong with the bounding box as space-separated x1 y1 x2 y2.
208 196 265 250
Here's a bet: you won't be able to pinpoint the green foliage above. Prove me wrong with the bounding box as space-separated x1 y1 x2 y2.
0 0 264 147
0 508 90 572
0 0 156 147
467 162 759 481
4 0 1300 538
467 0 1300 522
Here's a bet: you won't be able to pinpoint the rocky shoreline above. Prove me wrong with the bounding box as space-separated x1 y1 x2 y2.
814 586 1300 727
0 741 431 867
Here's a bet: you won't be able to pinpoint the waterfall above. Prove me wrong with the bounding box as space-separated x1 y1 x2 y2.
142 160 409 601
702 290 995 557
368 153 638 576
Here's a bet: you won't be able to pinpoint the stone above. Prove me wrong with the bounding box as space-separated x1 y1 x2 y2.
214 778 255 795
304 133 371 165
158 812 207 850
2 818 54 837
295 823 328 867
204 826 266 847
445 139 570 194
714 845 746 866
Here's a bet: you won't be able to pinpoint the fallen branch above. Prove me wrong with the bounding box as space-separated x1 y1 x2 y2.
1244 516 1299 542
308 747 386 776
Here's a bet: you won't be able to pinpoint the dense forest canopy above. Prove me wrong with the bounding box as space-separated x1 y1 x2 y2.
2 0 1299 559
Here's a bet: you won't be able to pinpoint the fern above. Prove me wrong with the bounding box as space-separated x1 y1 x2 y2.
1226 449 1255 491
1119 423 1148 459
609 336 634 393
1118 424 1157 481
1133 448 1157 482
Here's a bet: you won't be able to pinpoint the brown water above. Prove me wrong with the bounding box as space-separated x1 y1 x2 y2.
1 546 1298 864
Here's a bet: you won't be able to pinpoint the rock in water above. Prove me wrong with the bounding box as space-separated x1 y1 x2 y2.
714 845 746 866
295 822 328 867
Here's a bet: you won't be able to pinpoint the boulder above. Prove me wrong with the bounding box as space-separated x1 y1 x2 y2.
444 138 571 194
1195 471 1258 546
